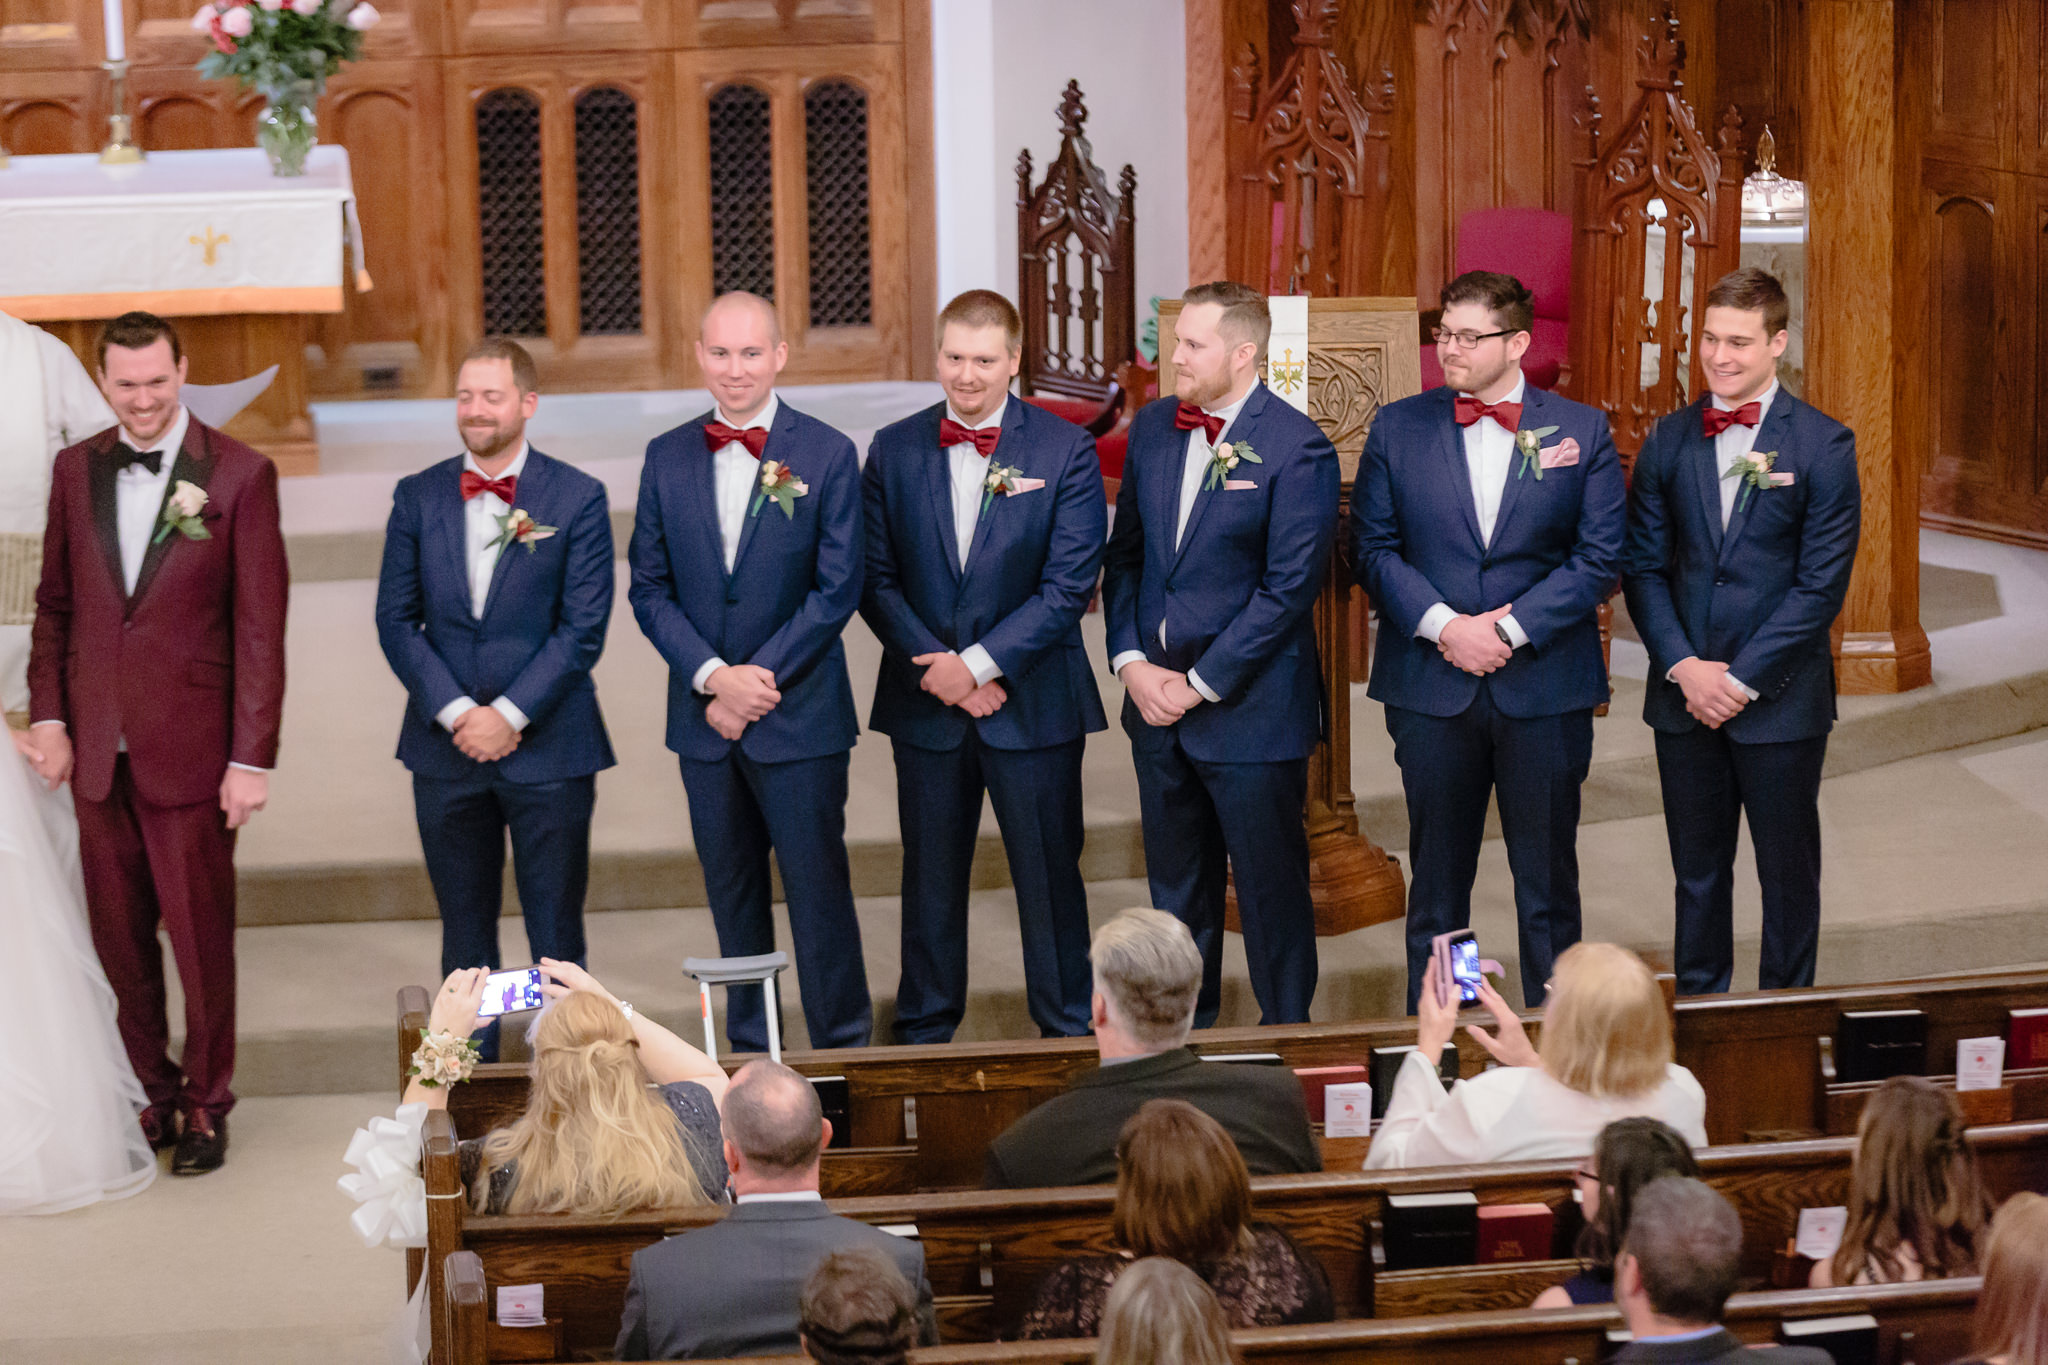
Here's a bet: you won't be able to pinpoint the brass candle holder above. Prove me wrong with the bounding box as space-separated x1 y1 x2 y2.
100 59 145 165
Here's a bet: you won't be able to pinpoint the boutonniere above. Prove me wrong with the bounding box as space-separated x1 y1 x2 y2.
1204 440 1263 490
980 463 1028 515
750 459 809 519
1724 450 1792 509
1514 426 1561 480
492 507 558 553
154 480 212 544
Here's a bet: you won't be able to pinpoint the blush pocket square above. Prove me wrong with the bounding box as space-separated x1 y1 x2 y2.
1009 477 1046 493
1768 471 1796 486
1223 479 1258 491
1538 439 1581 469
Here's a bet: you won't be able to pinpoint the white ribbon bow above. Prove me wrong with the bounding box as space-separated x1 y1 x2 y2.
337 1102 431 1250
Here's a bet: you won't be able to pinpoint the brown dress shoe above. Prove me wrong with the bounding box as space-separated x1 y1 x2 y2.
140 1107 180 1153
172 1114 229 1175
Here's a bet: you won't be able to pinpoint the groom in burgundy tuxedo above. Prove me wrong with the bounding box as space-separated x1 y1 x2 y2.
23 312 289 1175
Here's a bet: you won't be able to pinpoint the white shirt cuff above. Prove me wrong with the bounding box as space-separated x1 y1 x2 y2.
1187 669 1221 704
491 696 530 732
1111 650 1148 678
437 696 479 732
30 720 64 730
1499 613 1530 650
692 658 728 696
1725 673 1760 701
959 645 1001 687
1417 603 1457 643
227 762 269 774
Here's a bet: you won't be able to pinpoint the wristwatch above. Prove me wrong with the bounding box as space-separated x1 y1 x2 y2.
1493 622 1514 648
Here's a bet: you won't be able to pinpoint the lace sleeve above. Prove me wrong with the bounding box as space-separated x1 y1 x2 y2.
1016 1258 1121 1340
1205 1227 1334 1327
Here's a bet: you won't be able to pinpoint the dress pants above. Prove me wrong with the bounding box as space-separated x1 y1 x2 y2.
890 733 1093 1043
414 770 595 1060
1386 688 1593 1012
681 748 872 1052
74 754 239 1121
1131 724 1315 1027
1655 725 1828 995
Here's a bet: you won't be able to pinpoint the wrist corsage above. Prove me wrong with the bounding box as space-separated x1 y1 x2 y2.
408 1028 480 1088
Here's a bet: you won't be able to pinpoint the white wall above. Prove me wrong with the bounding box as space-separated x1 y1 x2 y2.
931 0 1188 351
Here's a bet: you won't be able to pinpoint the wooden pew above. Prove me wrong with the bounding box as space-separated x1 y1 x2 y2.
1822 1066 2048 1136
440 1251 1980 1365
418 1111 2048 1361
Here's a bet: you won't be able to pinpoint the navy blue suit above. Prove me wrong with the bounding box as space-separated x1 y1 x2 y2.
375 448 615 1055
1353 383 1625 1010
628 399 871 1051
1623 390 1861 994
861 398 1107 1042
1101 383 1339 1026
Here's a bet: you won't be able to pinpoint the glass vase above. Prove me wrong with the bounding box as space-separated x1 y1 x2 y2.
256 80 320 177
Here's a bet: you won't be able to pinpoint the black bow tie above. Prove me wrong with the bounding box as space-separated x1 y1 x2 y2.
114 443 164 476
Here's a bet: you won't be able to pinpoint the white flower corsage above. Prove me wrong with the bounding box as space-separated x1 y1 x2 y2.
751 459 810 519
1204 440 1263 490
407 1028 480 1088
155 480 211 544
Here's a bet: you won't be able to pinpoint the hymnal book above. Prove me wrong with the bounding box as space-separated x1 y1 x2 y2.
1475 1203 1554 1263
1382 1190 1478 1270
1834 1009 1927 1083
1777 1314 1879 1365
811 1075 851 1149
1295 1064 1369 1121
1370 1044 1460 1120
2009 1008 2048 1069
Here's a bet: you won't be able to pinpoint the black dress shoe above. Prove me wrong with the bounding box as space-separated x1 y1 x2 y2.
140 1108 180 1153
172 1115 228 1175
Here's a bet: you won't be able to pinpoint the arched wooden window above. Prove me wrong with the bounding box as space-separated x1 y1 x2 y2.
574 86 644 336
804 80 872 328
708 83 775 300
476 88 545 337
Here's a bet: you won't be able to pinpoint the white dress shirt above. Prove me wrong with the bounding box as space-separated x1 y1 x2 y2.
433 442 533 735
692 394 780 696
1662 381 1779 702
733 1190 824 1204
942 399 1005 688
1109 384 1256 702
1416 373 1530 650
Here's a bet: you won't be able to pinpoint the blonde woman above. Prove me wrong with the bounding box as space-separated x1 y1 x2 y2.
405 959 730 1213
1093 1258 1238 1365
1365 942 1707 1169
1959 1192 2048 1365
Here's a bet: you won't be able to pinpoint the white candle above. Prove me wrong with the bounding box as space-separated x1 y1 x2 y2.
102 0 126 62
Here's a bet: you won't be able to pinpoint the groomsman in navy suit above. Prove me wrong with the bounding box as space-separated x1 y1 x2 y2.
861 290 1106 1043
629 292 871 1051
1624 268 1861 995
1354 272 1625 1011
376 339 615 1057
1101 282 1339 1027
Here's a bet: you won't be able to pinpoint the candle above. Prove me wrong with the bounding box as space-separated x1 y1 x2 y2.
102 0 125 62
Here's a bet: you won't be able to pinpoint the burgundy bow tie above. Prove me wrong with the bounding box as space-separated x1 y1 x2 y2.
1702 401 1762 438
704 421 769 459
1454 393 1523 431
1173 402 1226 445
939 417 1001 457
460 469 517 503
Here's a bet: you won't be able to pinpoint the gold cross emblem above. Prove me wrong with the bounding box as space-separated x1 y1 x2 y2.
1268 346 1306 396
189 227 231 267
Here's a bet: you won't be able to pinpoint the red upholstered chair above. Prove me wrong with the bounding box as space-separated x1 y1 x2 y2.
1420 207 1573 391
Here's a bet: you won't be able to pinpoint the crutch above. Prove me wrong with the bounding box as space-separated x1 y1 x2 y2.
681 952 792 1063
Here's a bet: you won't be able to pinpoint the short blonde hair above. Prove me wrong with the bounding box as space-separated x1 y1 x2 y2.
1538 943 1672 1100
1973 1192 2048 1365
1090 909 1202 1050
1095 1258 1237 1365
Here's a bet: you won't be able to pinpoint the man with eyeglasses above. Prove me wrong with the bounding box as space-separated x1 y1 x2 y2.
1352 271 1625 1013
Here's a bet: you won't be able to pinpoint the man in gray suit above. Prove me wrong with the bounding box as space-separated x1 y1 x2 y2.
616 1061 938 1360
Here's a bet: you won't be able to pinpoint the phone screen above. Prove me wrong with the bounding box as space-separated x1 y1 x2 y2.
1448 935 1483 1004
478 966 545 1018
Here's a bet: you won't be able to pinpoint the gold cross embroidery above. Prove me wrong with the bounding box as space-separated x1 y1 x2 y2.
189 227 230 266
1268 346 1306 396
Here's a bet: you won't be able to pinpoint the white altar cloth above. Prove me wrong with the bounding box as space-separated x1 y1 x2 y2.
0 146 366 320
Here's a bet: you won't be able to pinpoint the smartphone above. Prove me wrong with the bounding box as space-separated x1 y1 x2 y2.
1430 930 1484 1007
478 966 546 1017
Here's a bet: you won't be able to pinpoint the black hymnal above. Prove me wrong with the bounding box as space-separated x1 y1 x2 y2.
811 1075 851 1149
1370 1044 1460 1119
1382 1190 1478 1270
1777 1313 1878 1365
1834 1009 1927 1083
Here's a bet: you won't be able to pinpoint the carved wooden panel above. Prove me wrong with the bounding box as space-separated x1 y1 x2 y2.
1931 0 2002 149
447 0 668 56
680 0 897 50
0 0 96 73
0 69 96 152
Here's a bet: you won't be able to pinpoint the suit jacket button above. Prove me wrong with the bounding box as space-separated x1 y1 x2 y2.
123 620 134 631
1714 574 1729 585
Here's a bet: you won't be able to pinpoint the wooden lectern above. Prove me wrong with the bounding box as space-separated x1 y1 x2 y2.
1158 296 1416 937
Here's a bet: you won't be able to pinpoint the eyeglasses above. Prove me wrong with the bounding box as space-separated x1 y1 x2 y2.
1572 1166 1599 1184
1432 327 1514 350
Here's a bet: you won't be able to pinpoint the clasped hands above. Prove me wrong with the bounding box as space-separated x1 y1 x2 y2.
1437 605 1515 676
14 724 268 829
911 652 1007 718
704 664 781 742
1670 656 1750 729
452 705 520 762
1120 659 1206 728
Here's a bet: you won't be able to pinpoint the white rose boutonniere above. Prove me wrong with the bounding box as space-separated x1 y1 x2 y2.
154 480 211 544
751 459 810 519
1205 440 1263 490
491 508 559 553
1513 425 1561 481
1724 450 1791 510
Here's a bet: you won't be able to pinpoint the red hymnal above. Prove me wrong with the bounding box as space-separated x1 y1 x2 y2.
1476 1203 1555 1264
2010 1009 2048 1069
1295 1065 1368 1122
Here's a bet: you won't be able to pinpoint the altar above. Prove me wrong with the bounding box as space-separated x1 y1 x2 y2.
0 145 368 475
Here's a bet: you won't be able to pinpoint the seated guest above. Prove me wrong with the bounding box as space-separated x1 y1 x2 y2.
1610 1178 1832 1365
1533 1116 1699 1308
1956 1192 2048 1365
615 1060 938 1360
403 961 730 1212
1366 942 1706 1169
1019 1100 1333 1337
1093 1258 1238 1365
800 1248 920 1365
1810 1074 1990 1287
984 909 1319 1187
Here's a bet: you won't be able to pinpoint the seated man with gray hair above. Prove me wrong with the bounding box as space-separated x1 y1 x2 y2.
1611 1178 1833 1365
616 1061 937 1360
982 908 1319 1188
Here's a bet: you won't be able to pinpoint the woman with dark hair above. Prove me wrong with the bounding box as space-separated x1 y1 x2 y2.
1810 1075 1990 1287
1018 1100 1332 1338
1532 1116 1698 1308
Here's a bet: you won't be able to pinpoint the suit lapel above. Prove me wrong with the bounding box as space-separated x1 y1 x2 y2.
128 420 212 610
923 406 963 585
1438 391 1486 552
959 398 1028 587
1489 386 1542 547
480 450 549 622
436 459 474 612
86 432 127 601
728 401 793 579
1170 384 1264 573
1717 392 1792 564
673 424 728 585
1686 401 1727 555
